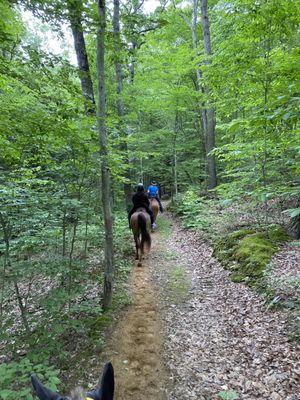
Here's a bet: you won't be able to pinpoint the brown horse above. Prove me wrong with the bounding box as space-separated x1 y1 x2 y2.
150 197 159 222
130 207 151 266
31 362 114 400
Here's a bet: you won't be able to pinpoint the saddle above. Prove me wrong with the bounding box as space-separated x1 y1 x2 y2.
136 206 147 212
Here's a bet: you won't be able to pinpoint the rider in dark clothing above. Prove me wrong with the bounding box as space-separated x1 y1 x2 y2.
128 183 155 229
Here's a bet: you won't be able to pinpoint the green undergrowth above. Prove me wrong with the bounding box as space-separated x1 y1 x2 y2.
62 220 133 391
167 265 190 302
0 214 133 399
170 190 290 293
168 189 219 238
213 226 288 287
156 214 172 237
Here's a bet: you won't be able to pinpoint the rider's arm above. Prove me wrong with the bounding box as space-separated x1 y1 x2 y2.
143 193 150 206
132 193 138 206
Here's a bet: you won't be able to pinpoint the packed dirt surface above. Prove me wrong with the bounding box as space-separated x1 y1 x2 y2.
104 233 167 400
104 212 299 400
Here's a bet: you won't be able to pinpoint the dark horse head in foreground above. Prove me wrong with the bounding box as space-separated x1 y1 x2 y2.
130 207 151 266
31 362 114 400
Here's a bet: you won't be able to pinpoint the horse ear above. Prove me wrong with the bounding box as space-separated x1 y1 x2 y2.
31 374 62 400
100 363 115 400
99 362 114 400
87 362 114 400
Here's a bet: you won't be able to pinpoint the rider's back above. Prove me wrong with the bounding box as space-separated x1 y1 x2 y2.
132 191 150 208
148 185 158 198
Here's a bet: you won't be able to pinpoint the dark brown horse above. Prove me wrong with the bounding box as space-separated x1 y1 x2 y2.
130 207 151 266
31 362 114 400
149 197 159 222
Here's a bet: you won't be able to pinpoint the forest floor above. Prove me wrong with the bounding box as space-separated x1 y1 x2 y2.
101 211 299 400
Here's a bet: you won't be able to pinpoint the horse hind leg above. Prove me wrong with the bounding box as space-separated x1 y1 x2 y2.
135 237 139 260
138 252 142 267
138 235 143 267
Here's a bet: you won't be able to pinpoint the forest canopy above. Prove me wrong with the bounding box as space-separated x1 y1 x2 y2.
0 0 299 397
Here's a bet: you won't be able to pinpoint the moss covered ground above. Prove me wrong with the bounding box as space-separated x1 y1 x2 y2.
213 225 289 287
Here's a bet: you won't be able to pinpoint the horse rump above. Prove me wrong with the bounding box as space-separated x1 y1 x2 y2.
138 212 151 253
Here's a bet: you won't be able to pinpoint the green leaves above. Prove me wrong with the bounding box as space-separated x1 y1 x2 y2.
282 208 300 219
209 0 300 205
0 359 60 400
218 390 238 400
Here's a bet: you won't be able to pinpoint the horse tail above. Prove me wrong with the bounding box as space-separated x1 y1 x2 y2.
138 213 151 253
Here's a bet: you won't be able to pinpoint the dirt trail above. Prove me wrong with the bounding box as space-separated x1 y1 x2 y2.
103 213 299 400
105 233 167 400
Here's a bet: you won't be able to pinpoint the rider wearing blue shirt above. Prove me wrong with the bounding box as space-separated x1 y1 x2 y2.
147 181 164 212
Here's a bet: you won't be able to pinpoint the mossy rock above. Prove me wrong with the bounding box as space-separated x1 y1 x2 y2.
222 228 254 244
230 229 254 240
231 273 248 283
213 225 288 287
267 225 289 243
236 233 275 265
213 229 253 259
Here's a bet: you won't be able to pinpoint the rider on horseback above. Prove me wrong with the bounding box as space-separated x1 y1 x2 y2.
147 181 164 212
128 183 156 230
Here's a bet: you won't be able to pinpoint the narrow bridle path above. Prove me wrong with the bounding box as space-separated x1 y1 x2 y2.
104 231 167 400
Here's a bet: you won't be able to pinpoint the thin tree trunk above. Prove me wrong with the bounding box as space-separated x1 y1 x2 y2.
0 214 9 325
113 0 132 210
68 221 78 309
129 40 137 83
200 0 217 189
191 0 203 93
62 211 67 257
68 0 95 114
173 112 179 196
191 0 208 187
84 214 89 257
174 147 178 196
0 261 5 323
97 0 114 310
0 214 30 333
14 279 30 334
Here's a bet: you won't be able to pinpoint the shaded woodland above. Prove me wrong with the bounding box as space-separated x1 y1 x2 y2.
0 0 299 397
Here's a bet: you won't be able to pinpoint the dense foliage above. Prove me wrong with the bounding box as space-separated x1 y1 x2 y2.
0 0 299 397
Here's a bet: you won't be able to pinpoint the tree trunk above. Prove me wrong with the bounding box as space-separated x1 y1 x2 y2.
191 0 209 188
173 112 179 196
0 213 30 334
113 0 132 211
200 0 217 189
14 279 30 334
191 0 202 93
97 0 114 310
68 0 95 115
62 210 67 257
